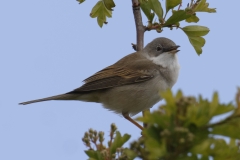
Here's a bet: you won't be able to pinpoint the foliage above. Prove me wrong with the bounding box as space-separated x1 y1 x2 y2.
89 0 114 27
83 89 240 160
82 124 131 160
77 0 216 55
75 1 238 160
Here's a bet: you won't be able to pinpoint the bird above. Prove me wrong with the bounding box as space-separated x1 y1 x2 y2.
19 37 180 130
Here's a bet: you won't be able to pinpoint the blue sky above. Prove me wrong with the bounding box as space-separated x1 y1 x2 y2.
1 0 239 160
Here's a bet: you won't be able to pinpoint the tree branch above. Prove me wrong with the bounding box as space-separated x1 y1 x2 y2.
131 0 149 129
131 0 145 51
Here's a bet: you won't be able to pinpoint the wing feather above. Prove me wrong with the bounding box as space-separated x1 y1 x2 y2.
67 57 158 93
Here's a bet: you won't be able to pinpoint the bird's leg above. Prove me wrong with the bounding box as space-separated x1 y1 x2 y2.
122 112 143 130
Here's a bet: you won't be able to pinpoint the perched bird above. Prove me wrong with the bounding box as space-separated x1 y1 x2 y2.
20 37 180 130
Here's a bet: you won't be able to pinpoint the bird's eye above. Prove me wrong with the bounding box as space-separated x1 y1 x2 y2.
156 46 162 51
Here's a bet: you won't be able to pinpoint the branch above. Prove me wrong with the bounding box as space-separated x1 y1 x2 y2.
131 0 149 129
131 0 145 51
145 24 180 32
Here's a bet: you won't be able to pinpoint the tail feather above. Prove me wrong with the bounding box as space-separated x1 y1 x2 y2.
19 94 79 105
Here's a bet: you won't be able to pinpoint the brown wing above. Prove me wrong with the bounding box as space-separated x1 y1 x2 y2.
67 58 158 93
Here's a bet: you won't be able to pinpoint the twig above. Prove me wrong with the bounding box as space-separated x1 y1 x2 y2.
131 43 137 51
145 24 161 31
146 24 180 32
109 130 114 147
131 0 145 51
178 2 182 10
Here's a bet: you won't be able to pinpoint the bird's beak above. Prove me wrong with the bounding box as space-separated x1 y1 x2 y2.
164 45 180 54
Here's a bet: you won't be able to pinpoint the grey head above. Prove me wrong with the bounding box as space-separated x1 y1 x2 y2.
142 37 180 57
141 37 180 67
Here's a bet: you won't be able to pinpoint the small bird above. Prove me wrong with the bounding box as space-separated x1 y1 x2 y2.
20 37 180 130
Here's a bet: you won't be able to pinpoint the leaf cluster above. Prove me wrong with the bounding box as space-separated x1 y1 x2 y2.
83 89 240 160
77 0 115 27
77 0 216 55
140 0 216 54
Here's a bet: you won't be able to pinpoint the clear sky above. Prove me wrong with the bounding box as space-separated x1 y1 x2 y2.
1 1 239 160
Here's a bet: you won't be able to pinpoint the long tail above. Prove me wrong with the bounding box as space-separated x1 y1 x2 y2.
19 94 79 105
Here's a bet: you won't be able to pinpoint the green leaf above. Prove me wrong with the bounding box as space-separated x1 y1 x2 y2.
103 0 115 11
211 139 240 159
185 14 199 23
77 0 85 4
143 126 167 159
110 131 131 155
212 117 240 139
160 89 175 107
164 10 191 26
229 138 237 148
191 138 240 159
181 25 209 54
193 0 216 13
185 97 211 126
181 25 209 36
140 0 155 22
175 90 183 100
212 103 234 116
149 0 163 21
165 0 181 13
85 150 104 160
140 0 163 22
123 149 137 160
209 92 219 116
190 138 213 155
90 1 112 27
188 36 205 55
137 111 170 128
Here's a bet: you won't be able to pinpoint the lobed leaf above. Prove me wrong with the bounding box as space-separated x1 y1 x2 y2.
193 0 216 13
103 0 115 11
185 98 212 127
90 1 113 27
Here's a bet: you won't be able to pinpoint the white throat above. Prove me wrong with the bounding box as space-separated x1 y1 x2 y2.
146 53 180 86
146 53 179 68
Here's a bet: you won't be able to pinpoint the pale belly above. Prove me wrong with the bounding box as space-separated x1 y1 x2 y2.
99 76 170 116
